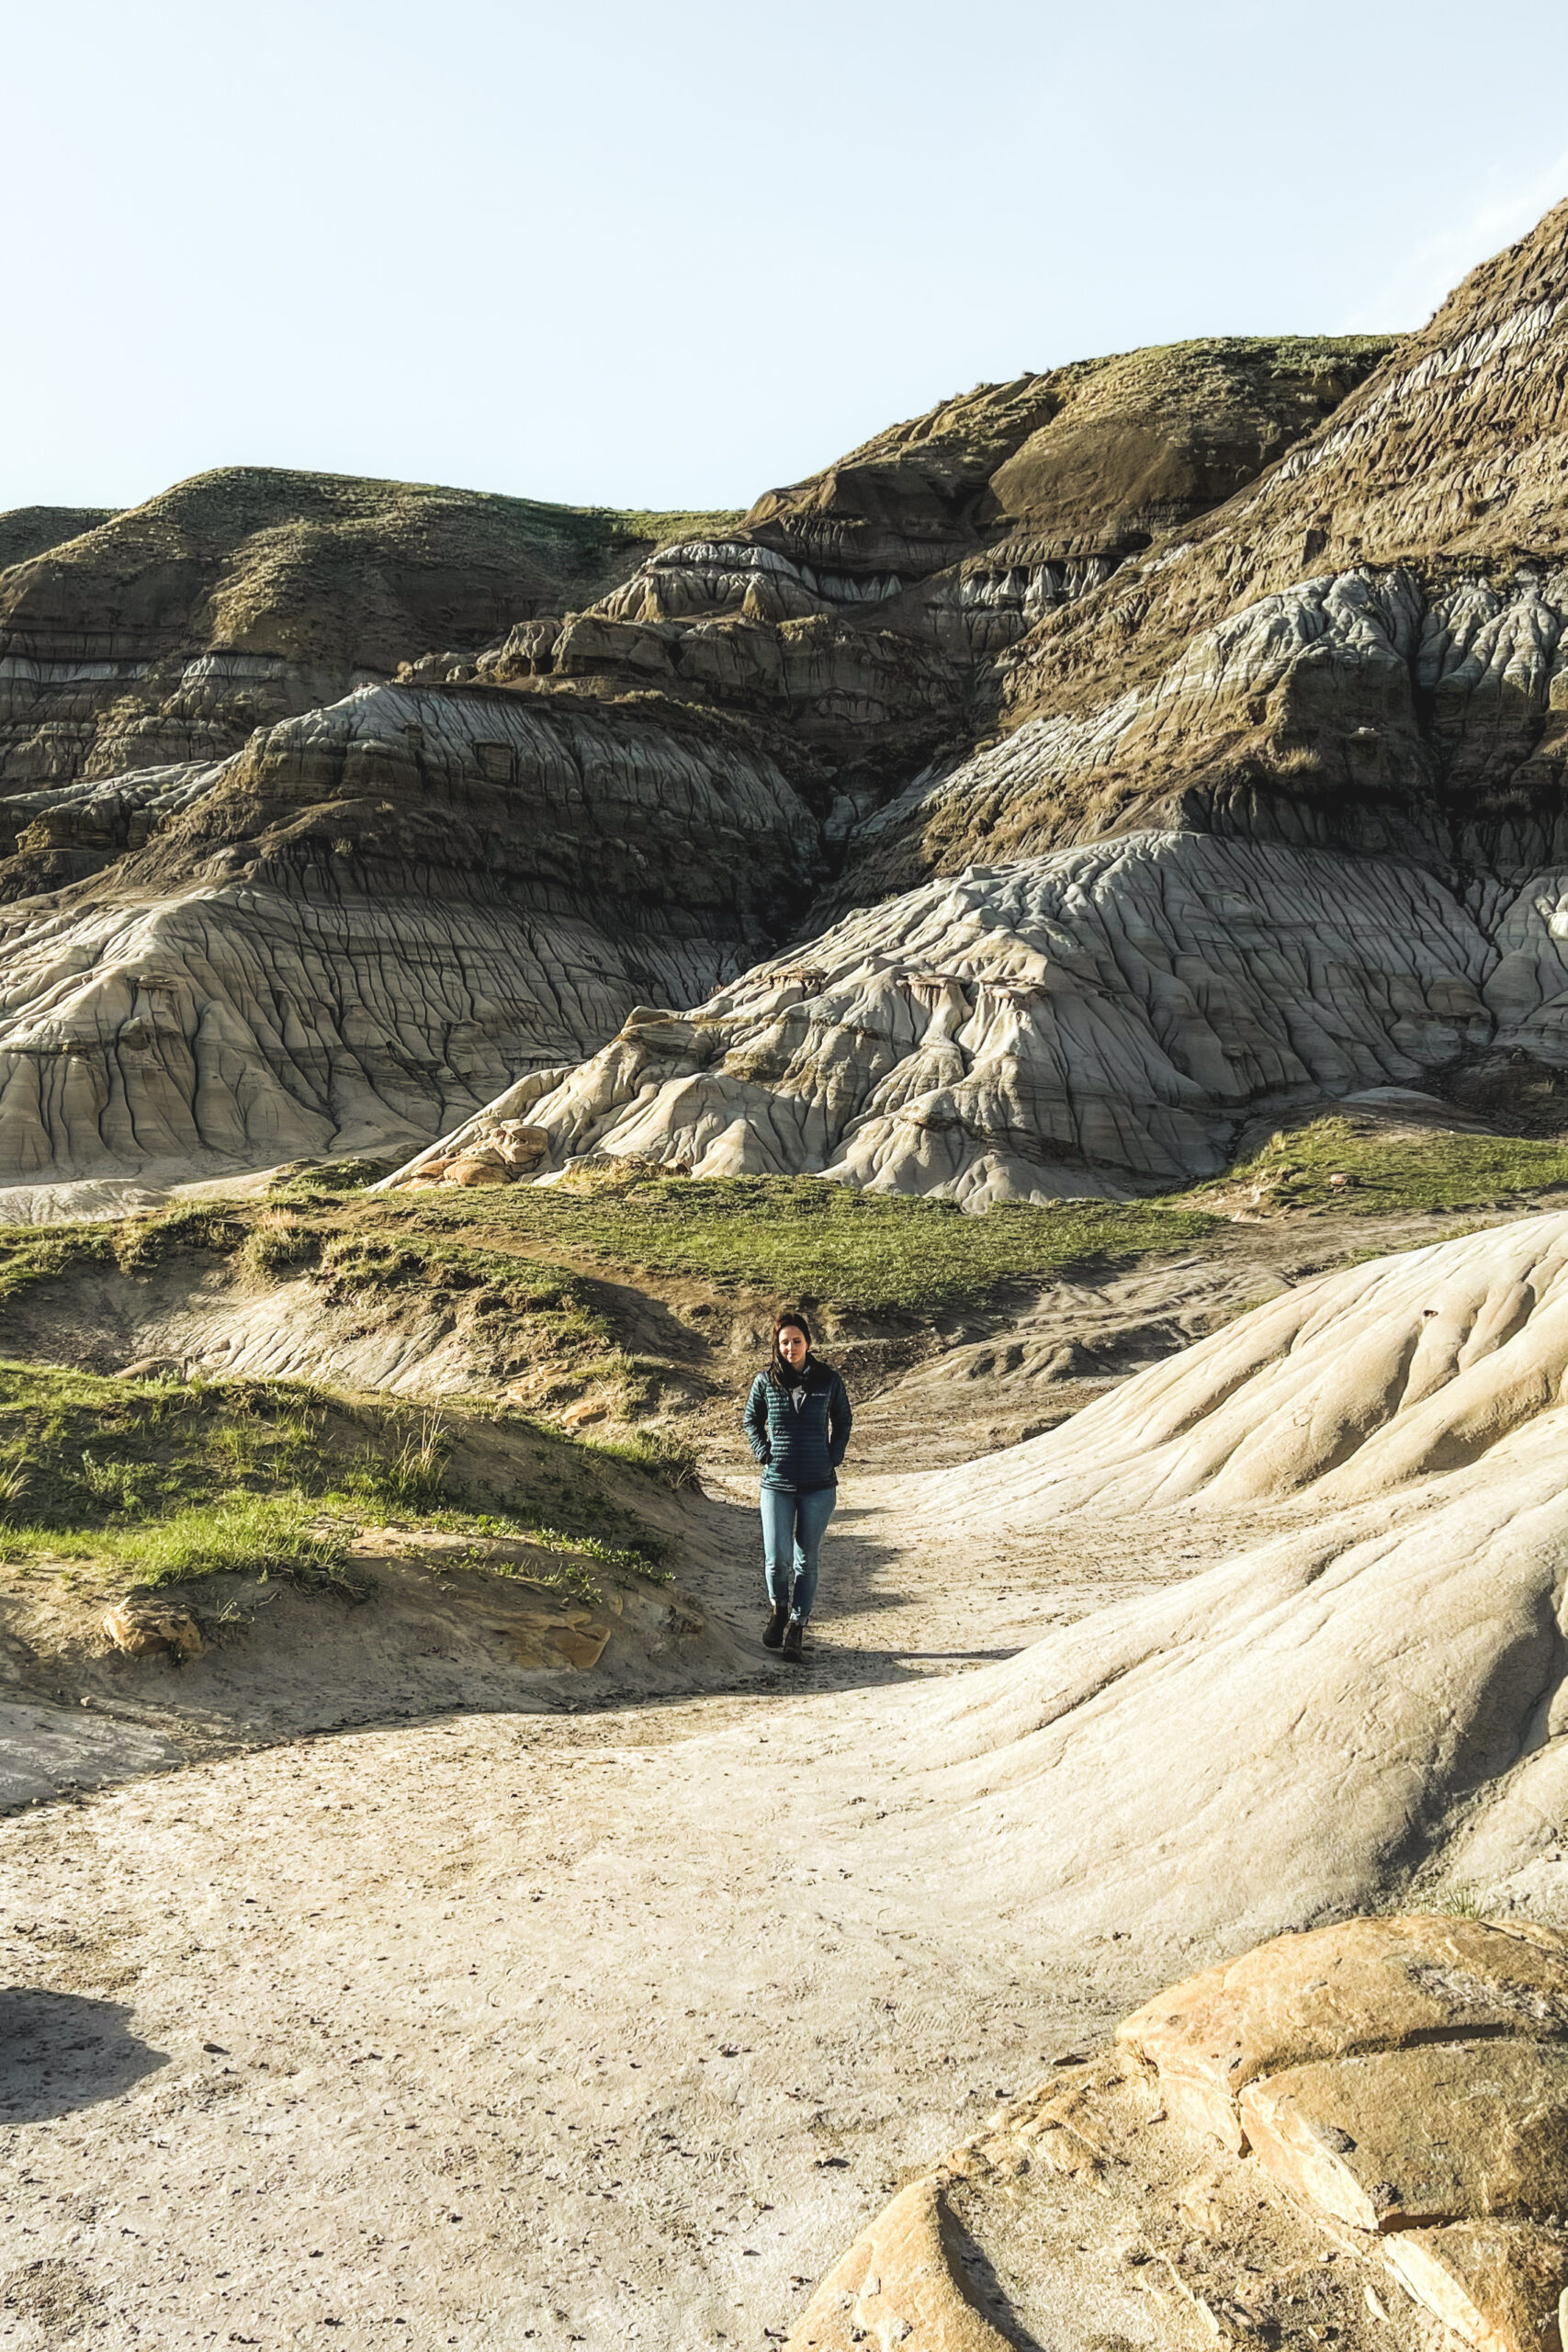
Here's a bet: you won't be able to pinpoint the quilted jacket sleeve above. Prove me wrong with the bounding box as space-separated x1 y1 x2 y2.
743 1373 772 1465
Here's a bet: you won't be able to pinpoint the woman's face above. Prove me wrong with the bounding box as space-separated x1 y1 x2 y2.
777 1325 808 1369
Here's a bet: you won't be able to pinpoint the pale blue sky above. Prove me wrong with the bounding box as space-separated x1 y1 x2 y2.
5 0 1566 517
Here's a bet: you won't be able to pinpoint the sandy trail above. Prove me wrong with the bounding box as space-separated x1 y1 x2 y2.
0 1475 1224 2351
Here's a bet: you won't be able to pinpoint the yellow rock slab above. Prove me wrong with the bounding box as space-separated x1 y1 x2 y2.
1118 1917 1568 2151
784 2177 1014 2352
1384 2221 1568 2352
1239 2041 1568 2232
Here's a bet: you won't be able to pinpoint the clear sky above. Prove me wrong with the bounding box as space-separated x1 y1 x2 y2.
5 0 1566 519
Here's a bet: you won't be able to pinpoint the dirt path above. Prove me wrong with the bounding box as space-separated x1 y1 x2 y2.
0 1202 1516 2349
0 1458 1237 2352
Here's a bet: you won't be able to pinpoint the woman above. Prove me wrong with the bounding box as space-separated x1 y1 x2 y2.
743 1308 853 1661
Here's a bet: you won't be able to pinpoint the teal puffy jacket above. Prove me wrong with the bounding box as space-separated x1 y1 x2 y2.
743 1358 852 1493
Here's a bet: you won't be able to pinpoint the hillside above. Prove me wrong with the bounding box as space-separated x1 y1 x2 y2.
0 335 1399 1203
495 335 1391 776
840 199 1568 896
0 467 740 816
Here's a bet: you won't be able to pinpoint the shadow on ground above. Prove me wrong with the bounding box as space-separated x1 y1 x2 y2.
0 1987 166 2121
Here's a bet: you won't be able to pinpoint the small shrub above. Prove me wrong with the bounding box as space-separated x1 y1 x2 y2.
239 1209 320 1280
591 1429 700 1490
345 1410 451 1515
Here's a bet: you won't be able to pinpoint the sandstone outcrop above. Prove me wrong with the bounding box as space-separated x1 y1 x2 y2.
788 1917 1568 2352
101 1597 203 1658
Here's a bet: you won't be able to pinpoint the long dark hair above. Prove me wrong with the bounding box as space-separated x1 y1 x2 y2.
766 1306 823 1388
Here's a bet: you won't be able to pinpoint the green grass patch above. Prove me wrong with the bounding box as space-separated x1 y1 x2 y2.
0 1361 669 1596
0 1219 116 1301
1219 1116 1568 1216
387 1172 1224 1317
112 1494 356 1593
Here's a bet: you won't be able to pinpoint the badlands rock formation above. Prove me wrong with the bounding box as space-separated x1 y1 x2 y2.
0 469 734 824
0 685 817 1182
7 206 1568 1202
844 200 1568 898
399 829 1500 1197
493 338 1389 771
852 1212 1568 1951
388 202 1568 1208
789 1915 1568 2352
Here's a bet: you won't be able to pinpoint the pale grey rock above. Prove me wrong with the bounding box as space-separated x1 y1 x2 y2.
0 1701 180 1810
0 758 230 854
864 1213 1568 1952
407 830 1495 1200
840 560 1568 902
0 682 818 1187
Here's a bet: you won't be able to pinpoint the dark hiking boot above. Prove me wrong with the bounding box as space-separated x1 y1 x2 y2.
762 1603 788 1650
782 1618 805 1663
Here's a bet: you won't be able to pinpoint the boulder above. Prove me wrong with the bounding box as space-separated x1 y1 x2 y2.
443 1157 510 1187
101 1600 203 1659
1117 1915 1568 2151
789 1917 1568 2352
1239 2041 1568 2231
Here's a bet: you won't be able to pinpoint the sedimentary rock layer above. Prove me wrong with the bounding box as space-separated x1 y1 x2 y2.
400 824 1568 1200
840 200 1568 895
834 555 1568 903
490 339 1388 765
0 469 736 809
0 683 817 1180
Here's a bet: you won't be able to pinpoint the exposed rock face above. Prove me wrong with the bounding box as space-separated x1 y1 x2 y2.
15 209 1568 1204
0 468 738 808
788 1917 1568 2352
850 1213 1568 1948
0 684 818 1181
400 825 1567 1200
489 340 1388 770
840 200 1568 898
1117 1916 1568 2152
389 209 1568 1212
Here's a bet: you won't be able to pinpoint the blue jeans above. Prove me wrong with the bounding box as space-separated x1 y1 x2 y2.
760 1486 837 1626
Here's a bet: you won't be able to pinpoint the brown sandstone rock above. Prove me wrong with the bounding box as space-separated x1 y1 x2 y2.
1238 2041 1568 2231
791 1917 1568 2352
1383 2221 1568 2352
491 1122 547 1170
1117 1917 1568 2152
101 1600 203 1659
443 1158 510 1187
